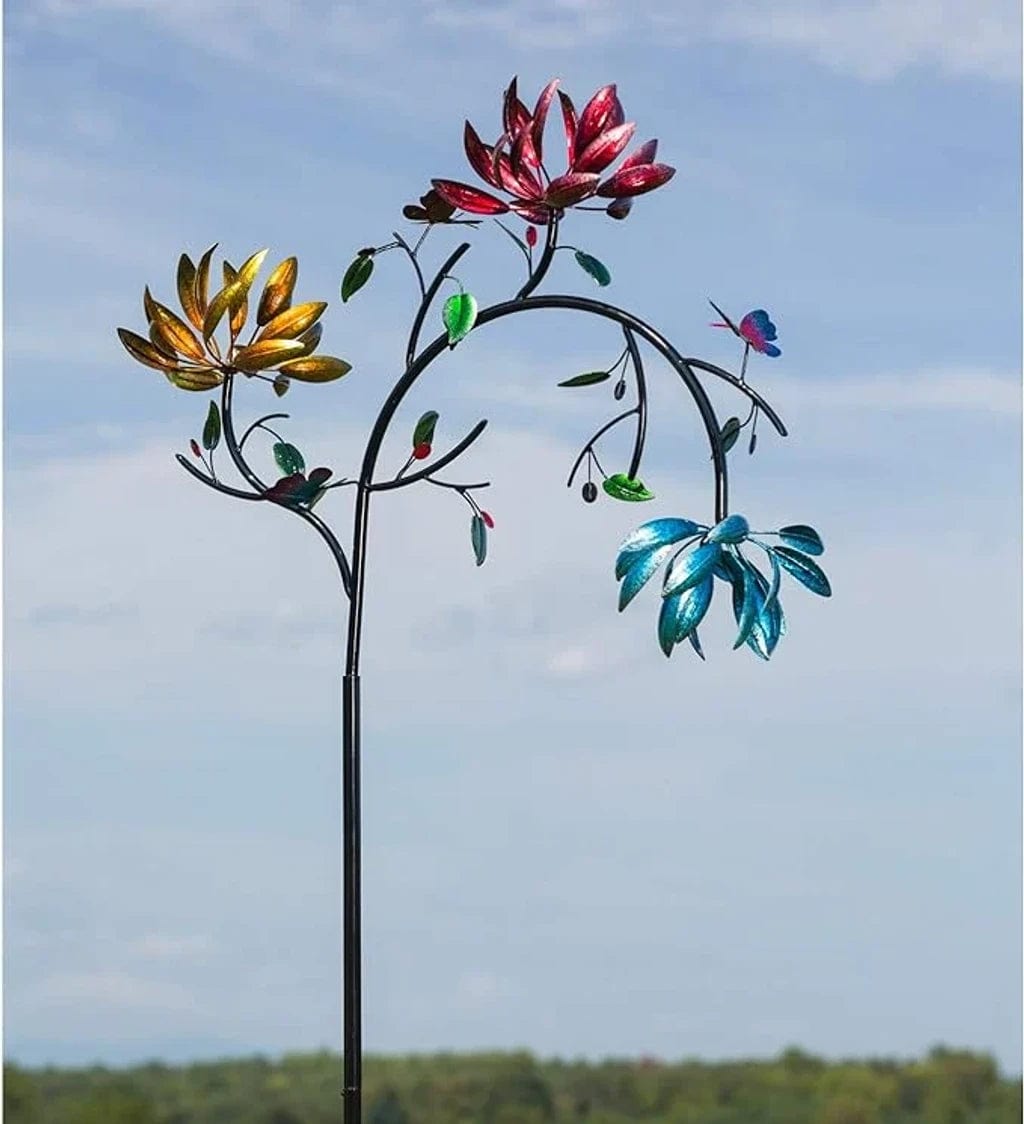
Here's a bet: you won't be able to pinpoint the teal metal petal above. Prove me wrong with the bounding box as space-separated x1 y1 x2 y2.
774 545 832 596
662 543 721 597
762 549 782 614
672 575 714 642
658 591 681 657
747 616 772 660
763 596 784 655
715 550 744 585
745 564 784 659
705 513 749 544
732 558 764 650
778 524 824 556
618 543 676 611
688 630 706 661
616 518 704 579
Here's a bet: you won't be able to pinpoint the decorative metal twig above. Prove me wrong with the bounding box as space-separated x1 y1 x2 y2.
116 76 831 1124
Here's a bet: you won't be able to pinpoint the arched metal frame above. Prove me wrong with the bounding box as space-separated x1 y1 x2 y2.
171 214 789 1123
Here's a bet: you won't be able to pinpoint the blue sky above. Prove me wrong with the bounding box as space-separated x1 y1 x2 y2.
3 0 1021 1073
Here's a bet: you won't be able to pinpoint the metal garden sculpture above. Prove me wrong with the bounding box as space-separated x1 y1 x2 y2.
116 78 832 1122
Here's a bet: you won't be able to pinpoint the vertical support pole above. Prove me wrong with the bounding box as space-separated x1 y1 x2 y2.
342 671 362 1122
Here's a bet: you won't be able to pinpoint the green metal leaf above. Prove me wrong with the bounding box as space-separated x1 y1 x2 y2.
471 514 487 566
273 441 305 476
443 291 478 344
413 410 439 447
719 417 741 453
341 253 374 302
202 401 221 451
558 370 610 388
574 250 611 287
602 473 654 502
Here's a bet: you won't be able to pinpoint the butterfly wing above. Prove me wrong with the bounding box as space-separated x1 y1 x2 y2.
739 309 780 355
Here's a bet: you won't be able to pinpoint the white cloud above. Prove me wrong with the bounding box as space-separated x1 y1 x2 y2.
18 0 1021 84
39 971 201 1012
773 368 1021 414
708 0 1022 83
130 934 215 960
453 970 515 1010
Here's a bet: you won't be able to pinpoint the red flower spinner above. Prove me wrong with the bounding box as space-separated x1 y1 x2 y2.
431 77 675 225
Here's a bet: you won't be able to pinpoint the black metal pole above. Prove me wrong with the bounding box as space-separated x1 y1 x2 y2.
342 484 371 1123
341 670 361 1121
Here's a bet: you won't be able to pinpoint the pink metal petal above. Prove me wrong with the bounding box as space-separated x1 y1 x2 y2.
530 78 560 162
544 172 601 208
558 91 578 169
502 76 531 137
576 84 624 158
617 138 659 173
464 121 502 188
573 121 636 174
605 197 633 220
511 125 542 175
502 77 518 135
595 163 676 198
431 180 511 214
510 203 551 225
495 146 542 200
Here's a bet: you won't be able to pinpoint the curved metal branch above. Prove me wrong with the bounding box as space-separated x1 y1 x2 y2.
369 420 489 493
175 454 262 500
566 408 639 488
239 412 290 450
681 357 788 437
622 325 647 481
425 477 491 492
514 214 560 300
392 230 427 299
404 242 473 368
358 298 746 522
219 376 354 597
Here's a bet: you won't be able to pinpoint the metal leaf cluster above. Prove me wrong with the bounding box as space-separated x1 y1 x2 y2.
615 517 830 659
117 247 352 391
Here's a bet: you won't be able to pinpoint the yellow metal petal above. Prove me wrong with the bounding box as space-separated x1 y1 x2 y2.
255 301 327 342
194 243 218 315
177 254 202 329
151 302 207 362
203 277 239 342
222 261 248 338
143 285 159 324
256 256 298 325
294 322 323 355
277 355 353 383
149 323 179 359
118 327 180 371
166 367 223 391
231 339 307 371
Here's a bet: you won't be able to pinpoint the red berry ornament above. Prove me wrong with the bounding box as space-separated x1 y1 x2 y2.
190 439 202 457
481 511 495 529
412 442 432 460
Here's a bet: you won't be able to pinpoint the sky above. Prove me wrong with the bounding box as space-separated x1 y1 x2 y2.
3 0 1022 1075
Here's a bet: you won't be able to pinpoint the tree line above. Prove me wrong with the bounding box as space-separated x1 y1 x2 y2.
4 1045 1020 1123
